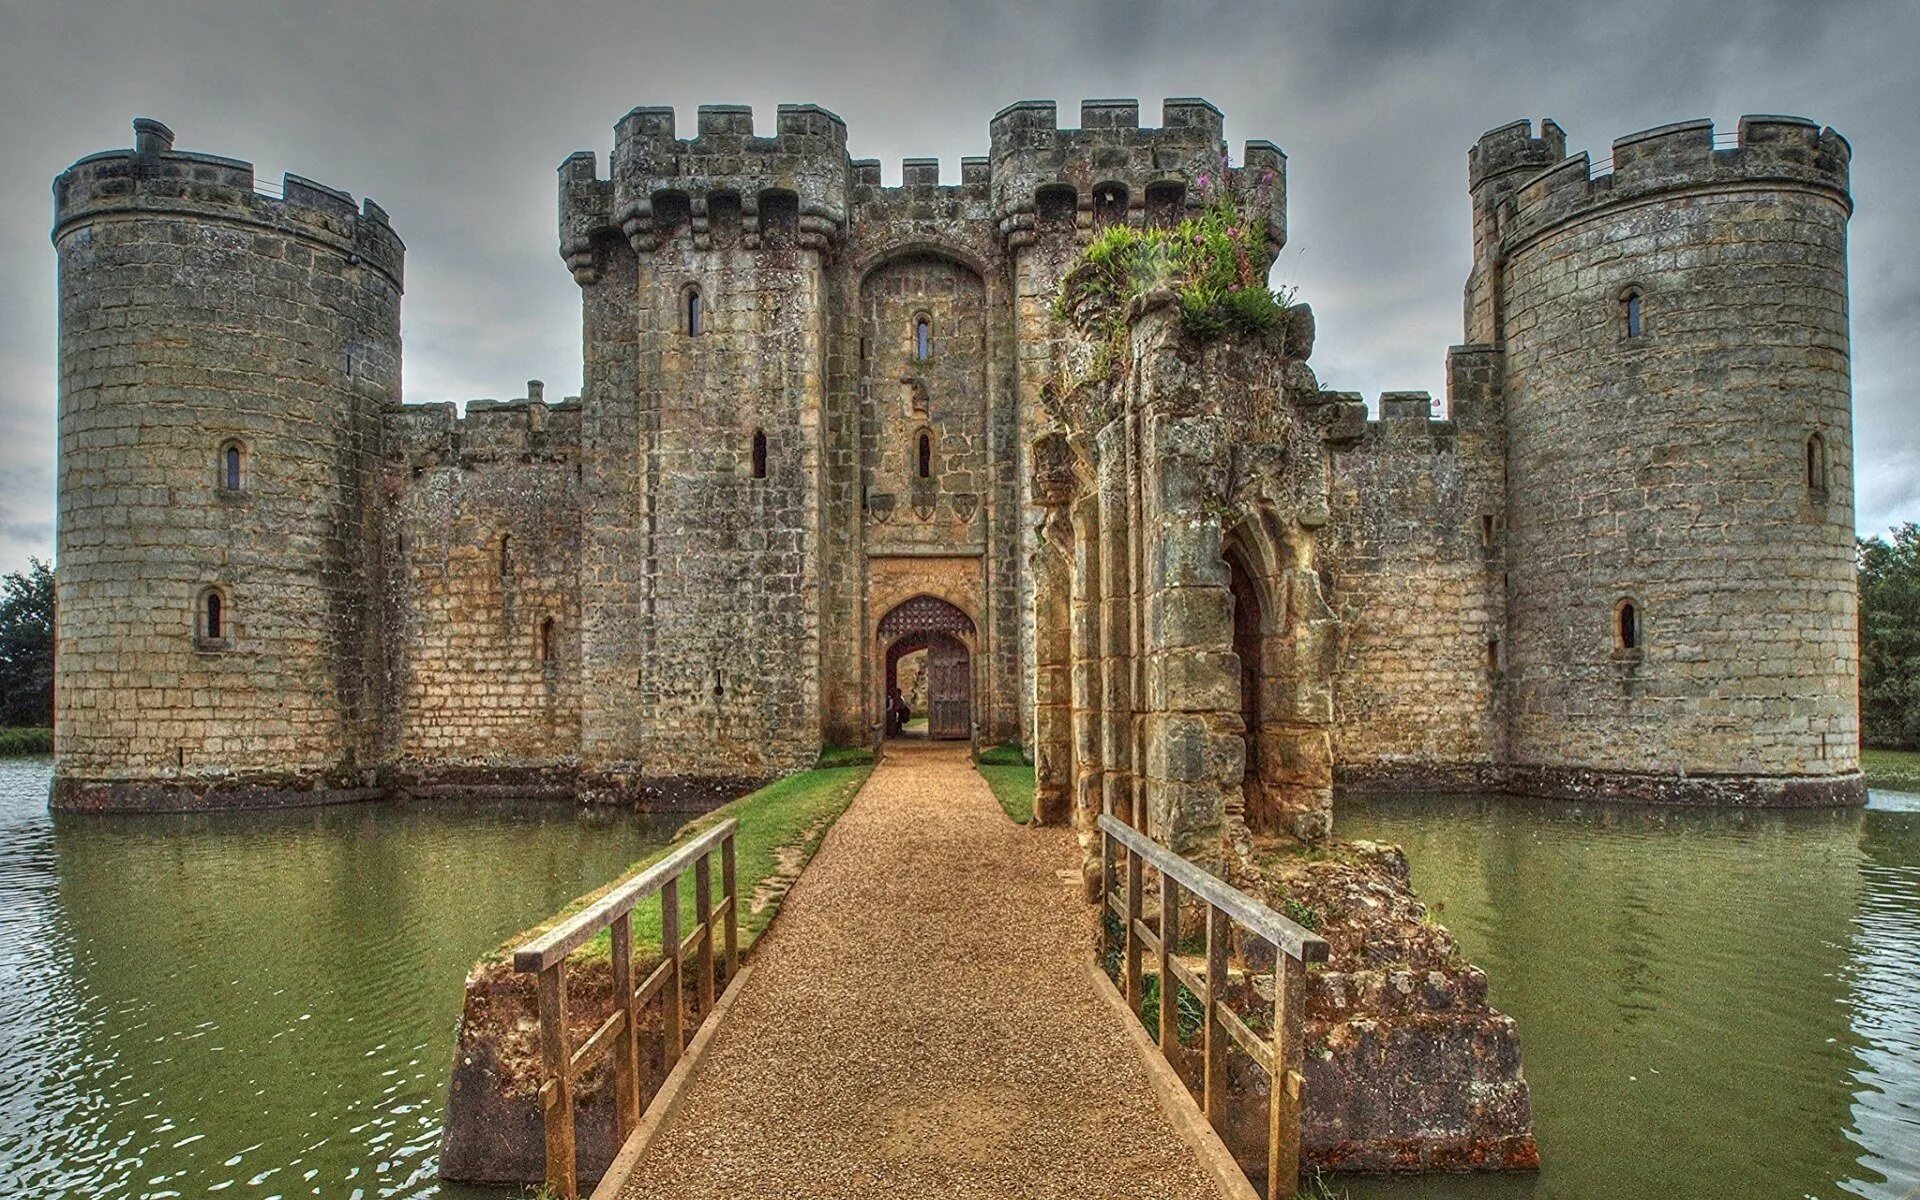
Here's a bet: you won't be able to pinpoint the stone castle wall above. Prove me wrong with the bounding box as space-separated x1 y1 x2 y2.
47 104 1865 812
1326 352 1507 791
51 120 401 809
380 395 583 792
1491 117 1860 804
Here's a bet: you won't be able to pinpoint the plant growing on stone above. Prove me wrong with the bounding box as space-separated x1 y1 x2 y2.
1053 164 1293 385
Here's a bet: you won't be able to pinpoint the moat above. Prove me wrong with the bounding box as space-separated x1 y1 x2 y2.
3 754 1915 1198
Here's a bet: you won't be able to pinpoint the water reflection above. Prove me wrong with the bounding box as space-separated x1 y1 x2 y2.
1335 791 1920 1200
0 758 683 1198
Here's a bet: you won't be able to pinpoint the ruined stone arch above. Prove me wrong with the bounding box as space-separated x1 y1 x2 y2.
851 240 992 289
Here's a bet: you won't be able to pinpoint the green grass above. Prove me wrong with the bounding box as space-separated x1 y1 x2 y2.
976 743 1035 825
492 760 873 966
814 744 874 769
0 727 52 756
1863 747 1920 791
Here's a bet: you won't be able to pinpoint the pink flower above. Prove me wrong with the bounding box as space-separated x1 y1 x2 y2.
1196 172 1211 190
1260 169 1275 185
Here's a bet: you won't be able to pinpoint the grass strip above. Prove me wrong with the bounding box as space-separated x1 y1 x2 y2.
976 743 1035 825
1863 747 1920 792
0 727 52 757
490 758 873 966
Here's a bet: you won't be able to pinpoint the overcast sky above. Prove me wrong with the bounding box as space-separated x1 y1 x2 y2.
1 0 1915 577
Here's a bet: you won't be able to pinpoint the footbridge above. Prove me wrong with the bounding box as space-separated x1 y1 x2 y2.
512 740 1325 1200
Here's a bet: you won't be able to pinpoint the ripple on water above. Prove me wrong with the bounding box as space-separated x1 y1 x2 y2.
1335 791 1920 1200
0 757 684 1198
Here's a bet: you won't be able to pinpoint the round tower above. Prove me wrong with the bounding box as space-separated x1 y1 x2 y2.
51 118 404 810
1486 115 1859 804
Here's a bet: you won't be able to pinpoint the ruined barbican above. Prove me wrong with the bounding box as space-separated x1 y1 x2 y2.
49 99 1861 826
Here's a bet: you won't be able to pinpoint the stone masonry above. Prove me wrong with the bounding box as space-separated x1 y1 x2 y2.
49 103 1862 812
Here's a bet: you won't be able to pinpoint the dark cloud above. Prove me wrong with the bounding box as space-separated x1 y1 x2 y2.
0 0 1915 576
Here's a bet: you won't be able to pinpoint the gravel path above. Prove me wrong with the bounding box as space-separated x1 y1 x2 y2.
617 739 1224 1199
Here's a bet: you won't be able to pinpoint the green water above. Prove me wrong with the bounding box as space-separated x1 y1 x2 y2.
1334 790 1920 1200
0 758 686 1198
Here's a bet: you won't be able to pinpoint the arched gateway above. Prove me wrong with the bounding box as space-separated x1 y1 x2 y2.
878 596 975 740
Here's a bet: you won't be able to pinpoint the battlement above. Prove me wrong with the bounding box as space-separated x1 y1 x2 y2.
988 97 1284 251
384 381 582 468
1499 115 1851 249
1468 119 1567 191
559 103 850 269
53 119 404 289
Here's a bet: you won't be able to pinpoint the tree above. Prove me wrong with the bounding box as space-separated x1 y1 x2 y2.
0 559 54 728
1859 525 1920 748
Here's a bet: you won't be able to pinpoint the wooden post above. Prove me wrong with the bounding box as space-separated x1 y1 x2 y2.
1124 844 1144 1014
536 963 577 1200
609 909 640 1143
1098 829 1116 959
661 877 683 1070
1268 952 1306 1200
1203 903 1229 1133
694 851 716 1019
1157 869 1180 1062
721 831 739 982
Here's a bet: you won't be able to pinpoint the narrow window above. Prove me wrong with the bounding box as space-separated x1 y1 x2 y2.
914 316 932 362
751 429 768 479
198 588 227 643
500 534 512 581
1479 514 1495 548
1805 432 1827 494
540 616 556 663
917 432 932 479
686 286 703 336
222 442 244 491
1487 639 1500 671
1615 599 1640 653
1622 288 1644 339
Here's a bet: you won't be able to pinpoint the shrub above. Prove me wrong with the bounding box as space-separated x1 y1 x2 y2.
1052 167 1293 386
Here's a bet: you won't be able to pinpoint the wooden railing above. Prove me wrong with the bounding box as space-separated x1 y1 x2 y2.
512 818 740 1200
1097 814 1330 1199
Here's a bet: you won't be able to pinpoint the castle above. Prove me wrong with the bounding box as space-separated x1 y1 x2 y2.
48 100 1863 817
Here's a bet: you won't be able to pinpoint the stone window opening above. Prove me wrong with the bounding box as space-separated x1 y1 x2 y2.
499 534 512 582
917 431 933 479
1479 513 1495 548
913 314 932 362
1805 432 1828 495
196 586 231 648
751 429 768 480
1487 638 1500 672
1614 598 1642 655
1144 181 1185 229
683 285 704 336
539 616 556 664
1621 286 1645 339
219 440 247 491
1092 182 1129 230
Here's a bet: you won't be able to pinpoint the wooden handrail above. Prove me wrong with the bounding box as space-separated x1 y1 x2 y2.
512 818 741 1200
1096 813 1328 1200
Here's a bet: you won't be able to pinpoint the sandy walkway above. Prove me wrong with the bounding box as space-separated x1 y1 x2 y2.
616 739 1223 1200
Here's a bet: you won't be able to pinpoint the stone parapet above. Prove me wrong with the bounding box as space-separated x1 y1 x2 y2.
54 118 404 290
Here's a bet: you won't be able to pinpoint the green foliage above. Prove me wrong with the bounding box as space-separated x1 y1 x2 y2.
1860 525 1920 748
0 727 52 756
0 559 53 729
1052 172 1292 387
1282 897 1324 932
1140 972 1207 1044
976 744 1035 824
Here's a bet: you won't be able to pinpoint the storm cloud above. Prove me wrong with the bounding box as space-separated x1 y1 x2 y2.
1 0 1914 575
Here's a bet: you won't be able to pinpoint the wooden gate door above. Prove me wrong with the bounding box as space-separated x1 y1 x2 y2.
927 636 971 740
